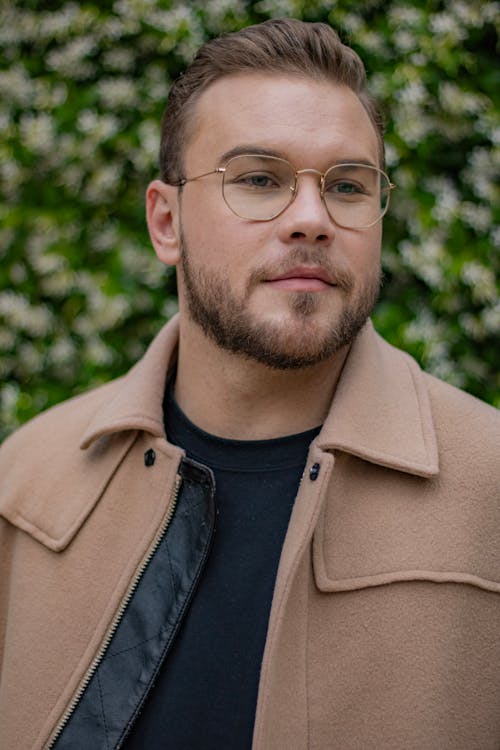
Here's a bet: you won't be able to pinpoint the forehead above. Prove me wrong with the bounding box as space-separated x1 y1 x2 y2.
185 73 380 169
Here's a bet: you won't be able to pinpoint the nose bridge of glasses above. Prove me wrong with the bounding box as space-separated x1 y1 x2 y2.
295 167 323 178
294 167 325 194
294 167 324 188
291 168 328 206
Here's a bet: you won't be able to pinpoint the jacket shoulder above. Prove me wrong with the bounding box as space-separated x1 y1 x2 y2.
376 329 500 445
421 370 500 467
423 370 499 429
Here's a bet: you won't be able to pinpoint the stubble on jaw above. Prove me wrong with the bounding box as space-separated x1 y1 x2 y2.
178 226 382 370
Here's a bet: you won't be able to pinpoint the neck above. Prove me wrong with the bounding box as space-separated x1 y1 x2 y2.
173 320 350 441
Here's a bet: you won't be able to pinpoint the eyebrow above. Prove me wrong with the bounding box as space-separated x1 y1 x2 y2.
218 145 286 163
218 145 379 169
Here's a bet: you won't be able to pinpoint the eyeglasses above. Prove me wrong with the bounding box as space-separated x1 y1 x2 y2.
173 154 395 229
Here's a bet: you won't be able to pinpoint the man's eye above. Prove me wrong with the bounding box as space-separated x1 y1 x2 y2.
235 172 280 189
328 180 365 195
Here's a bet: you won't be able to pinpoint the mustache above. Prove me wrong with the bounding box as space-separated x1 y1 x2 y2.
249 248 354 292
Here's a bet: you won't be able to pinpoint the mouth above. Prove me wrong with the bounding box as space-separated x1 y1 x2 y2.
265 266 336 292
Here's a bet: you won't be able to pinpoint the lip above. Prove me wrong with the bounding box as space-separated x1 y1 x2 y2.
265 266 335 292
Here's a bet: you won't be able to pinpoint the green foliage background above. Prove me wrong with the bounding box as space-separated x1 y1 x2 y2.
1 0 499 439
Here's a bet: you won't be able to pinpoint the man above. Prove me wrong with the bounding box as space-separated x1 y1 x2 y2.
1 18 499 750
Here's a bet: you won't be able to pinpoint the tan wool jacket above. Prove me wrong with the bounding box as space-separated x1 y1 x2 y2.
1 316 500 750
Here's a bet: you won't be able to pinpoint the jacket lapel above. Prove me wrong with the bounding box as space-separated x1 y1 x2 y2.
80 315 180 448
318 321 439 478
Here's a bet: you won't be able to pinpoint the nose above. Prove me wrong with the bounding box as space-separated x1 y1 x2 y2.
276 172 333 244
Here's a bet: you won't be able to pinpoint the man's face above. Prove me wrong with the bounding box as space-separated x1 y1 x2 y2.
175 73 383 369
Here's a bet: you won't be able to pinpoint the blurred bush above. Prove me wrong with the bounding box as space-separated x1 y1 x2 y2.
0 0 498 439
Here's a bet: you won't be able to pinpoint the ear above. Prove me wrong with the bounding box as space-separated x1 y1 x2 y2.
146 179 182 266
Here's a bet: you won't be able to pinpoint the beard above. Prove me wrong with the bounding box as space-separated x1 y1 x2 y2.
179 225 381 370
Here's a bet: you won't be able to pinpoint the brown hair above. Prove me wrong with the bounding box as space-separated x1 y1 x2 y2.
159 18 385 182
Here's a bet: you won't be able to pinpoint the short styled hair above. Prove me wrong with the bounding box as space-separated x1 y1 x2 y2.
159 18 385 182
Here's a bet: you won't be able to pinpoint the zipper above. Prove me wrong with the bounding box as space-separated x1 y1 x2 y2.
44 472 183 749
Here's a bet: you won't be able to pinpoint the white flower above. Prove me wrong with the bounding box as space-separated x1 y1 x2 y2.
453 1 499 26
0 65 33 106
462 147 499 202
83 164 122 203
438 82 488 116
84 337 115 366
399 236 446 289
90 223 120 252
461 262 497 304
429 12 466 41
20 112 56 155
77 110 120 140
394 30 417 53
389 6 421 26
490 226 500 248
40 270 77 297
97 78 138 109
48 336 77 366
0 160 23 198
102 47 135 72
46 36 97 78
17 342 44 375
0 326 15 350
460 202 492 232
0 384 20 413
38 3 82 38
423 176 459 223
482 303 500 335
459 312 486 339
33 81 68 110
0 291 54 336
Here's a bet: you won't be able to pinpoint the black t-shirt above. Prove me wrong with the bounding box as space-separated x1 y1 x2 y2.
124 386 321 749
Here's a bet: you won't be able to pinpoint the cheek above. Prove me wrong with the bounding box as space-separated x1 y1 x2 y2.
181 220 256 296
352 228 382 270
183 206 270 271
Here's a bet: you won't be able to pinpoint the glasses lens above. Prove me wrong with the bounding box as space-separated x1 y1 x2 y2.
322 164 391 229
222 155 295 220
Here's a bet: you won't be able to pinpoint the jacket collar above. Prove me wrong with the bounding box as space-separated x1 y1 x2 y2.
81 316 438 478
317 321 438 477
80 316 181 449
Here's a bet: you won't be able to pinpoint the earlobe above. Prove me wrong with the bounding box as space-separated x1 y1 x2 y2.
146 179 182 266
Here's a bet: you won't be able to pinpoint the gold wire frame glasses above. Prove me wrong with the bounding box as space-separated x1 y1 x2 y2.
173 154 395 229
